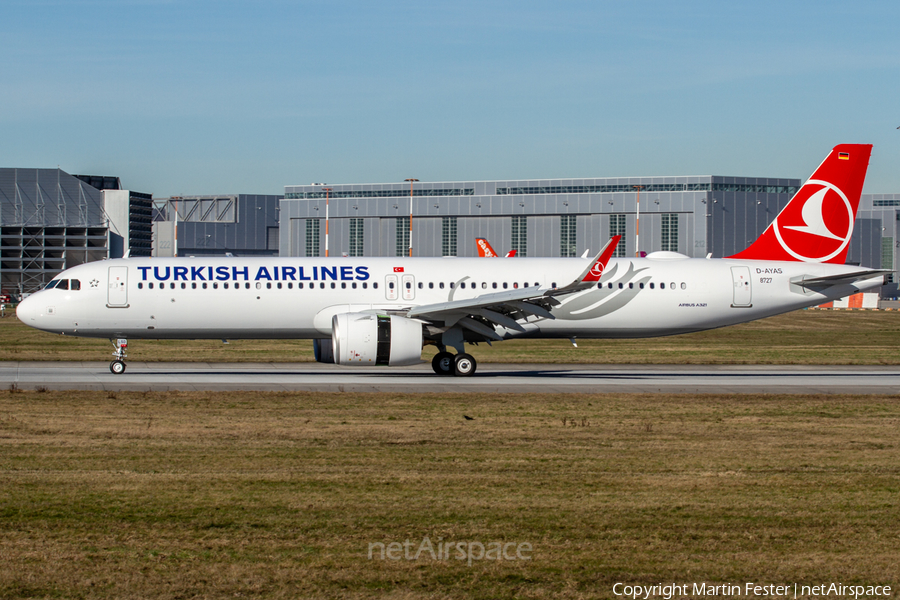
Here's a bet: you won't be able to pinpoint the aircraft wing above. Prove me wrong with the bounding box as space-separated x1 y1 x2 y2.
404 236 621 340
797 269 893 288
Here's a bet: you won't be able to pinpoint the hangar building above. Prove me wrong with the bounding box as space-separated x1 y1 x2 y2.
281 175 875 259
0 168 151 296
152 194 283 257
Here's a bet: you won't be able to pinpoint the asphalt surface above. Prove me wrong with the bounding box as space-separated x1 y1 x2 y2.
3 362 900 394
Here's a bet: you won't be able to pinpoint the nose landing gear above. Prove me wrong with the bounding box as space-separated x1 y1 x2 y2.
110 338 127 374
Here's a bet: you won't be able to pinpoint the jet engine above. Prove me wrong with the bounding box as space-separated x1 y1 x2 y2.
332 313 423 366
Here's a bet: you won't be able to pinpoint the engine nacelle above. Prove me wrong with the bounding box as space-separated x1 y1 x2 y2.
332 312 423 366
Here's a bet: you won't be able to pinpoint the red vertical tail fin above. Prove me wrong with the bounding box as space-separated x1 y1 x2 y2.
728 144 872 264
476 238 499 257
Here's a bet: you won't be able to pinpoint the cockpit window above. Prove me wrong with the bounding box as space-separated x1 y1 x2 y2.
44 280 59 290
57 279 69 291
70 279 81 291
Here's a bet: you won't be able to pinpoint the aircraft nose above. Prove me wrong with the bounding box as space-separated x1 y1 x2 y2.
16 295 38 324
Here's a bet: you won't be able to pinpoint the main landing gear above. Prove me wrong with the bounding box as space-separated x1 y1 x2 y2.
110 338 127 374
431 351 477 377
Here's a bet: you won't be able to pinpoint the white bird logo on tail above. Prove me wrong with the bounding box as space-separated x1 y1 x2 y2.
782 187 844 240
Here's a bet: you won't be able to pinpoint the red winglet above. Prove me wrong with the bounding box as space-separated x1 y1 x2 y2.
581 235 621 282
505 249 517 258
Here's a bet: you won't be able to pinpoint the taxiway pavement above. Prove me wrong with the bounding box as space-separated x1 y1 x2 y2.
2 362 900 394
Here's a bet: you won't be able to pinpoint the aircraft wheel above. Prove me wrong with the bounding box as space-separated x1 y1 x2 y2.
432 351 454 376
110 360 126 375
453 353 477 377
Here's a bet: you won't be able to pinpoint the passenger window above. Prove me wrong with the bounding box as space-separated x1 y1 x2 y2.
629 283 633 289
245 282 250 289
503 283 508 289
428 282 434 289
513 283 518 289
670 283 676 290
373 282 378 289
330 282 336 289
618 283 623 289
389 282 395 289
266 282 272 289
492 282 497 289
277 282 283 289
341 282 346 289
288 282 293 289
170 282 176 289
71 279 81 290
650 283 655 289
192 282 197 289
224 283 229 289
202 282 208 289
607 283 613 289
450 282 455 289
320 282 325 289
149 282 154 289
405 282 411 289
213 283 218 289
138 282 143 289
351 282 356 289
482 282 487 289
181 282 186 289
552 282 557 288
439 282 445 289
523 282 529 288
681 282 686 290
363 282 368 289
640 283 644 289
299 282 304 289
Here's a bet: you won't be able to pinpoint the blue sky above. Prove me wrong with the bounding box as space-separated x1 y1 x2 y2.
2 1 899 197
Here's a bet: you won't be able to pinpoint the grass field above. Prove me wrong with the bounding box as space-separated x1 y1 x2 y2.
1 389 898 599
3 309 900 364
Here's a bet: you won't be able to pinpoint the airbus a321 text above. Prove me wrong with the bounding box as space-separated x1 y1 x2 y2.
17 144 890 376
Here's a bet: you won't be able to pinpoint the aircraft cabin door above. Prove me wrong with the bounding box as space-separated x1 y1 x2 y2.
385 274 399 301
401 274 415 300
107 266 129 307
730 266 752 308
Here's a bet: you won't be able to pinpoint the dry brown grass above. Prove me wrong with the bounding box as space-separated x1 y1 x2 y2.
3 309 900 364
1 389 898 598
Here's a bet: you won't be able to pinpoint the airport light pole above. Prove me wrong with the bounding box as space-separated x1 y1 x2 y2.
632 185 644 257
322 187 332 257
405 178 418 257
171 196 182 258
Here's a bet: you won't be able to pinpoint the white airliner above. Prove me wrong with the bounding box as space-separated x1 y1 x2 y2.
17 144 890 376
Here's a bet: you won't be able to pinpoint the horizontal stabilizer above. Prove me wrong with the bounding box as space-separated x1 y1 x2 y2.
798 269 892 288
